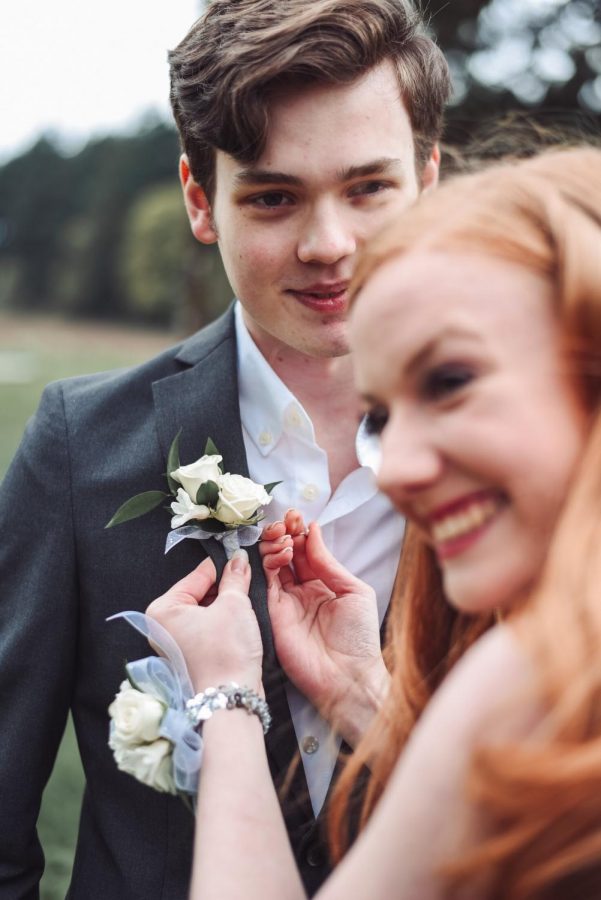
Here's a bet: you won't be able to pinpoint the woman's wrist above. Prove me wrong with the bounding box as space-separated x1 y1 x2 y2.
187 680 270 735
190 669 262 695
330 660 390 748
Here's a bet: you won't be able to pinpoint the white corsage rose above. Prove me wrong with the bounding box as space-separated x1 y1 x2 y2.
106 434 280 558
171 454 223 500
170 488 211 528
108 680 165 745
214 473 272 526
112 738 177 795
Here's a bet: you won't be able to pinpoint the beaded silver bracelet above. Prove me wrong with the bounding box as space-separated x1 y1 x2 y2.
185 683 271 735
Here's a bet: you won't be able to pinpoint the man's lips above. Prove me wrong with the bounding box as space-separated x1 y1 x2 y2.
286 283 349 313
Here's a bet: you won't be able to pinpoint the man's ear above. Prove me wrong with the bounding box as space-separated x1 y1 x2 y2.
180 155 218 244
420 144 441 196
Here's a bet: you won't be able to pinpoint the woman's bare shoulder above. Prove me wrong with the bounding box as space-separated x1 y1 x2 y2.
414 623 540 751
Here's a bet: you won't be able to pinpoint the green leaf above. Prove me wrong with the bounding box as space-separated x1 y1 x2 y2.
204 436 220 457
105 491 169 528
180 792 196 816
195 479 220 508
264 481 282 495
166 428 183 494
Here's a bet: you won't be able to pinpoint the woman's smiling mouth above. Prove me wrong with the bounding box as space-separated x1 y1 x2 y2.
428 491 506 560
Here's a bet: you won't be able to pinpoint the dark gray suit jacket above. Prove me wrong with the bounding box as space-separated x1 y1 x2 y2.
0 308 332 898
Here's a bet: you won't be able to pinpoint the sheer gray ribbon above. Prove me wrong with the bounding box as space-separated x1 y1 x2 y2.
164 524 262 559
107 610 202 797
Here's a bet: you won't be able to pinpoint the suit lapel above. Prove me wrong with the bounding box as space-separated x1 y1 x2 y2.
151 308 303 788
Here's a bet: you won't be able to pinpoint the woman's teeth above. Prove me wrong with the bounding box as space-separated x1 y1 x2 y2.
432 497 500 543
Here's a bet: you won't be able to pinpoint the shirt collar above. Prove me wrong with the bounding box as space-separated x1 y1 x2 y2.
235 302 314 455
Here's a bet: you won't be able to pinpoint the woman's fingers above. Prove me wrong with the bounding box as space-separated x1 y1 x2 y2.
150 557 217 612
261 520 285 540
290 532 319 582
284 509 306 537
305 523 370 594
216 549 253 607
259 532 293 560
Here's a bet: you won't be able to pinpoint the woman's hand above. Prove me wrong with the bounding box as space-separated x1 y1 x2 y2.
146 549 263 694
261 511 389 746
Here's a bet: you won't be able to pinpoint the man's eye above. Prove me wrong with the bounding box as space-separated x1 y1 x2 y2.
251 192 292 209
363 405 389 435
349 181 391 198
421 364 475 401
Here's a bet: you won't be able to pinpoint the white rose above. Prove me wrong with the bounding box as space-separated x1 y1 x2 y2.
214 473 272 526
171 454 222 501
108 680 165 745
112 737 177 795
170 488 211 528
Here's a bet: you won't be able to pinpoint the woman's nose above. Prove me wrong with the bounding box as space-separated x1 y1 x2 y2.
376 420 443 506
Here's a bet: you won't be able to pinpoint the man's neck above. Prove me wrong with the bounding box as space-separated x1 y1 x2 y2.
255 340 362 493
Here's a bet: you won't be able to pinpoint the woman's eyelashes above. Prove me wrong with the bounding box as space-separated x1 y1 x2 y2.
362 363 476 435
363 405 389 436
419 362 476 402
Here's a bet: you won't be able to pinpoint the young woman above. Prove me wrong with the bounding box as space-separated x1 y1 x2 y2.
146 146 601 899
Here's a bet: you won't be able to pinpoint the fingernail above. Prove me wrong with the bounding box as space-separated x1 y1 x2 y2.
277 535 291 544
283 547 293 554
230 548 249 572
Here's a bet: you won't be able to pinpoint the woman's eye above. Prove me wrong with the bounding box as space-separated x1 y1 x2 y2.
356 409 387 471
363 405 389 435
421 364 475 401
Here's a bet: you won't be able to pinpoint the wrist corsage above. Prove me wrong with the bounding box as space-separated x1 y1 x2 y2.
105 434 280 558
107 611 269 808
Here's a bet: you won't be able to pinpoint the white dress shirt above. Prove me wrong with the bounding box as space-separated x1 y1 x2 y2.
235 303 405 815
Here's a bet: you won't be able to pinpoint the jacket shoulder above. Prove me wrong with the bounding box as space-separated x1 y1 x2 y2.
53 306 236 421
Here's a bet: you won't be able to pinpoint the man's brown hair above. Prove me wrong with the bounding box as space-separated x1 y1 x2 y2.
169 0 451 201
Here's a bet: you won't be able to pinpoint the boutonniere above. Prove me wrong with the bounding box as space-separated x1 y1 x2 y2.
106 433 280 558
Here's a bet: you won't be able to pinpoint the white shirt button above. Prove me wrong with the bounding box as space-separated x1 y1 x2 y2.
285 405 302 428
302 484 319 502
258 430 273 446
302 736 320 755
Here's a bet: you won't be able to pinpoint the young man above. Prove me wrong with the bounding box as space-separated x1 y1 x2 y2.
0 2 450 897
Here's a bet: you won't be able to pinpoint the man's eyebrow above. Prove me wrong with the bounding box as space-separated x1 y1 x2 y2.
233 157 404 189
234 169 303 187
338 158 405 181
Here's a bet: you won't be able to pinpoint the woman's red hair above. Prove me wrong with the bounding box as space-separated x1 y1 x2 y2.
329 147 601 898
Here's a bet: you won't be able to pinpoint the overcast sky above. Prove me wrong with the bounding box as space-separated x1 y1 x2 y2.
0 0 200 162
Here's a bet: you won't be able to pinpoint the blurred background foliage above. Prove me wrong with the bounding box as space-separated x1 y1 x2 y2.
0 118 233 331
0 0 599 333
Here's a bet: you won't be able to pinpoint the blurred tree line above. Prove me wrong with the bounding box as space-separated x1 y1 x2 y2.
0 0 598 331
0 120 231 331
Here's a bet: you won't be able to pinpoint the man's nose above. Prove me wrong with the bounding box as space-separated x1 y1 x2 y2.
297 204 356 265
376 418 443 506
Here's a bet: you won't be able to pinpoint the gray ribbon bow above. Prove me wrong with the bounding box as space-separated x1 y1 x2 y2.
164 523 262 558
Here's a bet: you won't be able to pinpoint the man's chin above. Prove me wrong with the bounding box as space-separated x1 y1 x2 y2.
311 342 352 360
297 328 351 360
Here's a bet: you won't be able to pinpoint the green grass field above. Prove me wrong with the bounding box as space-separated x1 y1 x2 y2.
0 314 174 899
